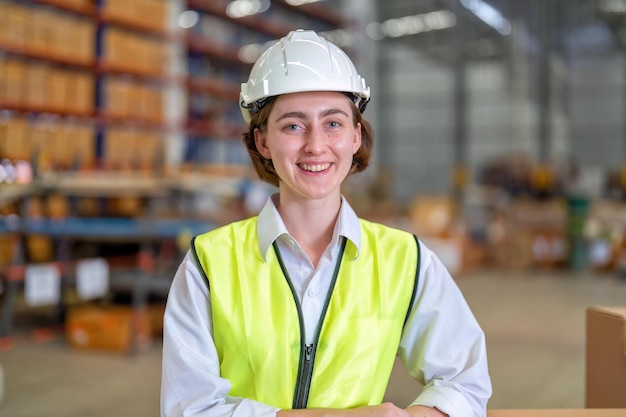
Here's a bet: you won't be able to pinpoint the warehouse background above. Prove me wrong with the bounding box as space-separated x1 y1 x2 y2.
1 0 626 415
372 0 625 203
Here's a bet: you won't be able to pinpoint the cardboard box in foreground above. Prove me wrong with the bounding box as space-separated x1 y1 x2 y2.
586 306 626 408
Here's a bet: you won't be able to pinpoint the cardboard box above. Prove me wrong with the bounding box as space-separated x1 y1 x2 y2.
586 306 626 408
66 304 152 353
2 59 27 104
408 195 458 238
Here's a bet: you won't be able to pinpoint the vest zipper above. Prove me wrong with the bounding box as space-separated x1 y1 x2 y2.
294 344 314 408
273 238 347 409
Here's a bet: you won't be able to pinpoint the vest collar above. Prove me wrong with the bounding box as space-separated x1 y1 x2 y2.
257 194 361 262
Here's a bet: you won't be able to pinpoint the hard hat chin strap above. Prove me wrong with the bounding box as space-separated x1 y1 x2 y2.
356 97 369 113
241 96 274 115
345 93 369 114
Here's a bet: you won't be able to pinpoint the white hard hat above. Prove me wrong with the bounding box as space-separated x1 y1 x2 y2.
239 29 370 123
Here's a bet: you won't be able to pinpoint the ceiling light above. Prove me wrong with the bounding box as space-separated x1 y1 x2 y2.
366 23 386 40
226 0 270 18
285 0 322 5
460 0 511 35
367 10 457 40
178 10 199 29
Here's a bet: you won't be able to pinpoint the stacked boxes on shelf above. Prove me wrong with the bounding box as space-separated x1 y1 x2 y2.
0 114 95 170
0 1 94 64
0 115 30 162
102 78 164 123
0 0 345 175
0 58 94 114
101 0 168 34
101 26 168 76
0 0 96 172
98 0 169 172
0 0 169 173
0 57 94 116
28 117 96 171
104 127 163 172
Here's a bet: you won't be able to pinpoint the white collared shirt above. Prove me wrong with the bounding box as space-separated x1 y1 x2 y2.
257 195 361 345
161 195 492 417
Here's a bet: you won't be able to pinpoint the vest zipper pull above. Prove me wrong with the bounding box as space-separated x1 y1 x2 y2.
295 344 315 408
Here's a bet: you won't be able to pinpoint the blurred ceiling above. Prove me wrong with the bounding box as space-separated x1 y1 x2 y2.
374 0 625 63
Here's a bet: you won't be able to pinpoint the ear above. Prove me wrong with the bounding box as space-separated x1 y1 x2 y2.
254 128 272 159
353 122 362 154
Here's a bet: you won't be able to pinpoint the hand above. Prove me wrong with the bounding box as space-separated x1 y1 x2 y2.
346 402 416 417
277 402 423 417
405 405 448 417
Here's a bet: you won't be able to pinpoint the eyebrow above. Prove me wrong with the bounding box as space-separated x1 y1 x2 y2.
274 108 350 123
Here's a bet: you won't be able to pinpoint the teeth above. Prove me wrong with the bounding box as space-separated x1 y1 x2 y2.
300 163 330 172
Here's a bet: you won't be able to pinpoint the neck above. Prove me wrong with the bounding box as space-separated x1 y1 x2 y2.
274 194 341 267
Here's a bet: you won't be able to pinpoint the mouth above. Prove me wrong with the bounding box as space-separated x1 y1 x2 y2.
299 163 331 172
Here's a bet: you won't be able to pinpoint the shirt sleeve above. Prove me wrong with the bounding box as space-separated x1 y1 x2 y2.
399 240 492 417
160 251 281 417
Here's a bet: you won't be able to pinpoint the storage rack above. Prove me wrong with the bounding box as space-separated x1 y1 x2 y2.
0 0 345 351
0 0 345 173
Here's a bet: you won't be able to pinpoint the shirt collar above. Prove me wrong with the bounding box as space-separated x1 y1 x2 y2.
257 194 361 262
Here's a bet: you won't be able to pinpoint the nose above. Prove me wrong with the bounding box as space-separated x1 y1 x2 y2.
304 125 325 155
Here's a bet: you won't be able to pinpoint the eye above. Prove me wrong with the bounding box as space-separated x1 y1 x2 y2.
326 120 342 129
283 123 303 132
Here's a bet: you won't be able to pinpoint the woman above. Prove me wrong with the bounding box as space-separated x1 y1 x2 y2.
161 29 491 417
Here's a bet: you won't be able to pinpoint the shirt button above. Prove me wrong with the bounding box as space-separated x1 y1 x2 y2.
307 289 315 297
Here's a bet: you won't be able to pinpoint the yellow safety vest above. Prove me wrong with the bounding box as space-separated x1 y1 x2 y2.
192 217 420 410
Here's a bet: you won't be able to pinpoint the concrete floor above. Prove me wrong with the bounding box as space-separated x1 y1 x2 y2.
1 267 626 417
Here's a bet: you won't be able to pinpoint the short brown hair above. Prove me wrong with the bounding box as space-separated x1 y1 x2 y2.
241 96 374 187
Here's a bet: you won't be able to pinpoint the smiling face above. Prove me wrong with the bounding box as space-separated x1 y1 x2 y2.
254 91 362 203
